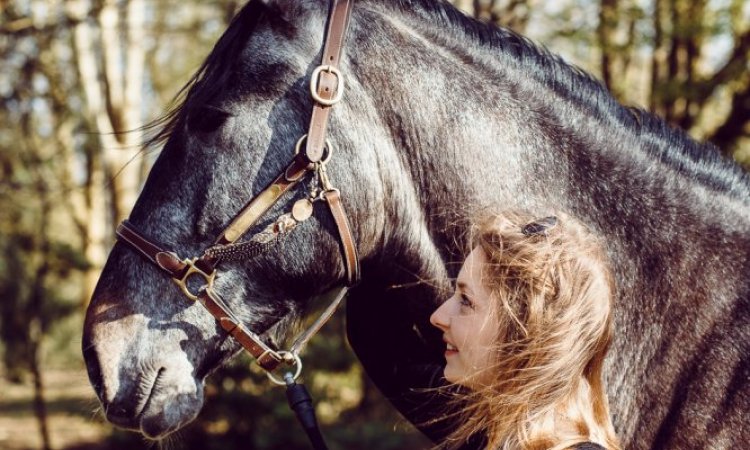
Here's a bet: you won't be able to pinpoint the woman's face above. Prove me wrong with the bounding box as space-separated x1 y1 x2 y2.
430 247 499 388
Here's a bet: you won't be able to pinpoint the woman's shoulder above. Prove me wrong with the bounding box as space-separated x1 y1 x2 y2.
573 443 606 450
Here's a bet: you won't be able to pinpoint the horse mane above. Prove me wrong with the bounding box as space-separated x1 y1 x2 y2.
386 0 750 199
148 0 749 198
145 1 266 148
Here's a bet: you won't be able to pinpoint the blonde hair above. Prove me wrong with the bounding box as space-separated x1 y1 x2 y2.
437 210 620 450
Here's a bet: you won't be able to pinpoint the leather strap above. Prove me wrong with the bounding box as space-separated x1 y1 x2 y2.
117 221 187 278
323 190 360 286
304 0 353 163
197 288 283 371
218 155 312 245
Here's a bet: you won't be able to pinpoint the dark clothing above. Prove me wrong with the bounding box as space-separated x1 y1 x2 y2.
346 290 484 449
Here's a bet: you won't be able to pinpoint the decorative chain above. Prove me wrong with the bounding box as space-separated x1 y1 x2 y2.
204 174 328 262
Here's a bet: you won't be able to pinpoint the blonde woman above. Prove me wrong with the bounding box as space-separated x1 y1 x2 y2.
346 210 620 449
428 211 620 450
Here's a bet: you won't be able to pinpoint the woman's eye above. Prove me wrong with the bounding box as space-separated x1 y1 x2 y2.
459 294 475 310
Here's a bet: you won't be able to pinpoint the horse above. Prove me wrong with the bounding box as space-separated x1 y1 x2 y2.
82 1 750 448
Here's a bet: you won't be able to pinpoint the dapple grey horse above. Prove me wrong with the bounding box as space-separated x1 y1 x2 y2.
82 1 750 448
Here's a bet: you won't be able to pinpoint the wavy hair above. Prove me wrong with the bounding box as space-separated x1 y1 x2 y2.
436 210 620 450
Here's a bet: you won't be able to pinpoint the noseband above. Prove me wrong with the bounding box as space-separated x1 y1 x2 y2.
115 0 358 379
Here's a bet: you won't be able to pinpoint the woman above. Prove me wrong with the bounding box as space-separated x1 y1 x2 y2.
428 211 620 450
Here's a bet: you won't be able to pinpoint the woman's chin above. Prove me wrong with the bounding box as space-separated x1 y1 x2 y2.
442 362 462 385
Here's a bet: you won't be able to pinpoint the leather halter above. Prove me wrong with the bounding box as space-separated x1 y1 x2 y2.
115 0 358 374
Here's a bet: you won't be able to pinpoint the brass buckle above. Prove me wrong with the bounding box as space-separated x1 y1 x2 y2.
173 258 216 301
309 65 344 106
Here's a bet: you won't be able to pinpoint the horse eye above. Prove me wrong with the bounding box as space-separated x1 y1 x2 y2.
187 105 232 134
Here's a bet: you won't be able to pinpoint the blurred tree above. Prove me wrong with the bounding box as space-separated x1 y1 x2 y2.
468 0 539 33
63 0 146 301
0 8 88 448
456 0 750 165
597 0 749 158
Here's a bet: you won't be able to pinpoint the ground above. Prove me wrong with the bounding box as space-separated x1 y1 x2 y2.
0 369 111 450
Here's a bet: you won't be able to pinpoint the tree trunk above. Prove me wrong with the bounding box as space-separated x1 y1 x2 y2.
67 0 147 304
708 84 750 155
649 0 665 114
68 2 111 304
100 0 145 224
597 0 618 92
29 320 51 450
29 170 52 450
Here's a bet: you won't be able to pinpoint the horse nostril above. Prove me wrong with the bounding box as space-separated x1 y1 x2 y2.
187 105 232 134
106 405 139 428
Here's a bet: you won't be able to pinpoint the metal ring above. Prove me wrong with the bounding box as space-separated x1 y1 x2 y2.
294 134 333 164
172 257 216 301
266 351 302 386
309 65 344 106
318 187 341 202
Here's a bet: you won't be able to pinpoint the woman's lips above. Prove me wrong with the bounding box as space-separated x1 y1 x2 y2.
445 341 458 356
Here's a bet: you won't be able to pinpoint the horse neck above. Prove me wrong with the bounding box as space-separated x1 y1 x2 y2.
343 0 750 294
345 3 572 274
348 1 750 229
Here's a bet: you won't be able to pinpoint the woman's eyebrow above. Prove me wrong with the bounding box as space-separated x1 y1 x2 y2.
456 281 472 294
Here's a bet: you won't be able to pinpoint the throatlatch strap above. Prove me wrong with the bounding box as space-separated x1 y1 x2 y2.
324 190 360 286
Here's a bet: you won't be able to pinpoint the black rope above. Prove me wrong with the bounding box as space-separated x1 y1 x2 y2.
284 374 329 450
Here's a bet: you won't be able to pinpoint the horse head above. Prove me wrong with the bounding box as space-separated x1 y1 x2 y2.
82 0 400 438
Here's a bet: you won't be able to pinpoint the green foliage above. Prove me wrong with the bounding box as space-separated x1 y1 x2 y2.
0 228 84 380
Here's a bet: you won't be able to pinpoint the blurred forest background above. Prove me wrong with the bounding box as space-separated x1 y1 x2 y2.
1 0 748 449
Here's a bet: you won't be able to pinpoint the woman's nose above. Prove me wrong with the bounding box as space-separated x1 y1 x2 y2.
430 298 451 330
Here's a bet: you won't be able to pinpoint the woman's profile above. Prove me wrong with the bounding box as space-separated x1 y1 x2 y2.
429 211 621 450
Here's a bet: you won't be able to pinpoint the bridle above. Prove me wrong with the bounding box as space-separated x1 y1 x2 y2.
115 0 358 386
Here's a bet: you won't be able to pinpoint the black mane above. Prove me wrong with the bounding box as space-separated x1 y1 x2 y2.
152 0 749 198
390 0 750 198
146 1 266 147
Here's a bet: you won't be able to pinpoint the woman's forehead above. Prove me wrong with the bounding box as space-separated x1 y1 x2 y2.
458 247 490 289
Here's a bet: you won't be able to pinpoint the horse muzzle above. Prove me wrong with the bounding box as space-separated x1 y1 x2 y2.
83 307 207 439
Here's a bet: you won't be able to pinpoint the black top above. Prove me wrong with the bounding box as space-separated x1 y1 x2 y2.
346 289 483 448
345 292 608 450
575 444 606 450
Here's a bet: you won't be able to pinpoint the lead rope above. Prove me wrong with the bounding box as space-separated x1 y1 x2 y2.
285 374 328 450
265 287 349 450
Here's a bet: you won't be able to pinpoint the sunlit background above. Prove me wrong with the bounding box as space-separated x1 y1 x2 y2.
1 0 748 448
